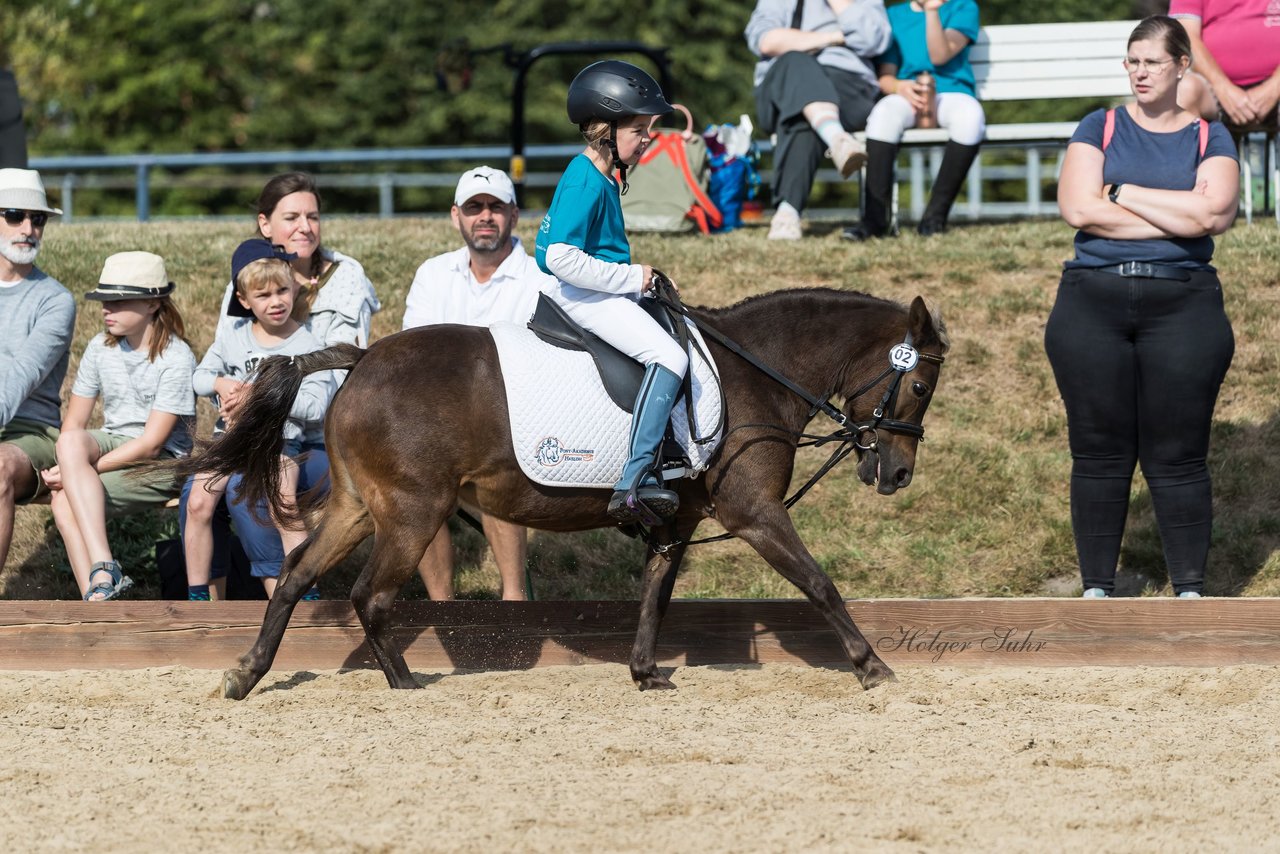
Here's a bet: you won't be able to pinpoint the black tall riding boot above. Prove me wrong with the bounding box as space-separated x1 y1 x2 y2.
917 141 981 236
842 139 899 241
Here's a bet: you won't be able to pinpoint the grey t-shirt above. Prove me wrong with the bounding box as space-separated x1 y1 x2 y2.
71 333 197 457
0 269 76 429
192 319 335 445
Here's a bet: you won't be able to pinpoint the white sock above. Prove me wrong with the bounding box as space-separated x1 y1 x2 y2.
813 117 845 149
775 201 799 219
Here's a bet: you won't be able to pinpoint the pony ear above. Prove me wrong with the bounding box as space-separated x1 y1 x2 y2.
908 295 946 350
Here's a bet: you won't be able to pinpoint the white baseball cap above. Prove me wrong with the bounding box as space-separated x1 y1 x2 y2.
454 166 516 207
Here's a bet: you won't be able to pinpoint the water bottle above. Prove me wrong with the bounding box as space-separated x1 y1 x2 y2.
916 71 937 129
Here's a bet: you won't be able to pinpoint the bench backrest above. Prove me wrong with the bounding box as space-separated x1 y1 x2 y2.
972 20 1139 102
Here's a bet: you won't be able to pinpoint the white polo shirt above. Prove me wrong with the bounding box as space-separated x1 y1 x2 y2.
402 237 554 330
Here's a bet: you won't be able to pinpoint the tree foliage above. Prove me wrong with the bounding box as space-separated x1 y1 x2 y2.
2 1 1138 213
6 0 1138 155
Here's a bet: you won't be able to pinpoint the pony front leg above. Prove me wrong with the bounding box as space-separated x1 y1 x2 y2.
629 521 692 690
727 506 895 689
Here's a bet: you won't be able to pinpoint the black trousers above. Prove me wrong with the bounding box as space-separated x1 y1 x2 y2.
754 52 878 211
1044 267 1234 594
0 69 26 169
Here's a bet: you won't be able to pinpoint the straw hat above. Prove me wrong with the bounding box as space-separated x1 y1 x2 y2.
0 168 63 215
85 251 175 301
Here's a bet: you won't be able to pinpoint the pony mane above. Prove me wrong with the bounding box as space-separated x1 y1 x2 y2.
692 286 902 320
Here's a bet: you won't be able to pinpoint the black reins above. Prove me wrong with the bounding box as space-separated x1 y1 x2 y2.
645 275 944 549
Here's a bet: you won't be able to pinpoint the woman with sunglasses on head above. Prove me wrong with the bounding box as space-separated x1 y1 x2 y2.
1049 15 1239 601
183 172 380 597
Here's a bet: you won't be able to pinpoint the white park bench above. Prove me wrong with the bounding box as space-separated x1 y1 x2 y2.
852 19 1277 225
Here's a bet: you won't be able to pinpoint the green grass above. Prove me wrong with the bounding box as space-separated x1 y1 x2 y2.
4 216 1279 601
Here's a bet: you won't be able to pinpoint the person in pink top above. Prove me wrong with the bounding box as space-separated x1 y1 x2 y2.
1170 0 1280 127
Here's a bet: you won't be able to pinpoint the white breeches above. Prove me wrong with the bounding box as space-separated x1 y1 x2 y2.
864 92 986 146
552 284 689 377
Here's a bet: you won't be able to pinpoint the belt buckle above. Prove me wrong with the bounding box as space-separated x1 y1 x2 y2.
1119 261 1150 277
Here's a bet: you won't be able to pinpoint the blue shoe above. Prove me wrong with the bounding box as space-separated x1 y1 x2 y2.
1177 591 1202 599
1081 588 1108 599
301 586 321 601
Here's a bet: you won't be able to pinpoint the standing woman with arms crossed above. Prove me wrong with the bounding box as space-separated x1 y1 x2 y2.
1049 16 1239 600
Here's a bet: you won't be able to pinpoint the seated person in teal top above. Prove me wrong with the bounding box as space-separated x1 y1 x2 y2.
845 0 986 241
535 60 689 524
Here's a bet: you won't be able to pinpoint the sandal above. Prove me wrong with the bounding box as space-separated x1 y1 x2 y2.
83 561 134 602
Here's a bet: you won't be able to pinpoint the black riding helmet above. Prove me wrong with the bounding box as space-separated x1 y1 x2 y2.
566 60 672 124
567 60 672 194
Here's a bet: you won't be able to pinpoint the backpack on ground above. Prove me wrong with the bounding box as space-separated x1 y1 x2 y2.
621 104 722 234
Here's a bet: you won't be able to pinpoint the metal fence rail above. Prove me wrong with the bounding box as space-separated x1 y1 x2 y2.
30 135 1276 223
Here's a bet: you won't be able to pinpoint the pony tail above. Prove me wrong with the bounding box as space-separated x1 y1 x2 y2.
172 344 367 525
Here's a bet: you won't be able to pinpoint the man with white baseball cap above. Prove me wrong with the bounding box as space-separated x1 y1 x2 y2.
0 167 75 569
402 165 555 601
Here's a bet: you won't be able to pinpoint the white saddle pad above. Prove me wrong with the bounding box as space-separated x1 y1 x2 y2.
490 320 724 489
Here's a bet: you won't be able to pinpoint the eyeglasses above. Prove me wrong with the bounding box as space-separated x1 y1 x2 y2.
1123 57 1175 75
2 209 49 227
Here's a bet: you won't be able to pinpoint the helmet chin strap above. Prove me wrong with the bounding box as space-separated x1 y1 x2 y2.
607 121 630 195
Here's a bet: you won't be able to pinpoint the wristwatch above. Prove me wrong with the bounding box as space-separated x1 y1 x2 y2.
1108 183 1124 204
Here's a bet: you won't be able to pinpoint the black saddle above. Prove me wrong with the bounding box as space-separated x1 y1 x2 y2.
527 293 680 413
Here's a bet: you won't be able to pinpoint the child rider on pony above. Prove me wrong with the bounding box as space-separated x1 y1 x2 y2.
535 60 690 524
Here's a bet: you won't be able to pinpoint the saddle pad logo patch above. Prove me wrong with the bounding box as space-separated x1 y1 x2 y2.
536 436 596 467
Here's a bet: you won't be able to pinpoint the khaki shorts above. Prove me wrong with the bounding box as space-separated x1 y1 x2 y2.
0 418 60 503
88 431 184 518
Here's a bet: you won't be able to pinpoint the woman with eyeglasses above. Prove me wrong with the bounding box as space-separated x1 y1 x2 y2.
1048 15 1239 601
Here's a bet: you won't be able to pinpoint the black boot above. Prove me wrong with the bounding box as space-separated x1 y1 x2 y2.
842 139 899 241
917 141 981 236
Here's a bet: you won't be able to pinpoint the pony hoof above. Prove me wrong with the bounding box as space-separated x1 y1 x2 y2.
634 672 677 691
859 663 897 690
222 669 255 701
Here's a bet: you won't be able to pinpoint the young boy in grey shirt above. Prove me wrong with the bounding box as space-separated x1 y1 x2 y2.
184 239 335 600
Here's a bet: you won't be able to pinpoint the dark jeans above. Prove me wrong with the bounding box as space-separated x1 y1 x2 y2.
0 69 27 169
754 52 878 211
179 444 331 580
1044 267 1234 594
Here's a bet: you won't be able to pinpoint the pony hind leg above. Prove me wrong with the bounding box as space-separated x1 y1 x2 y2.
349 500 452 690
222 492 373 700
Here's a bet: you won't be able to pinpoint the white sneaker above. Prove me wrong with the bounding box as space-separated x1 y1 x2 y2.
828 134 867 179
1081 588 1108 599
1177 591 1203 599
767 206 802 240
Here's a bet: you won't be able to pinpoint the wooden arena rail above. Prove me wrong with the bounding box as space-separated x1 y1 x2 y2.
3 598 1280 671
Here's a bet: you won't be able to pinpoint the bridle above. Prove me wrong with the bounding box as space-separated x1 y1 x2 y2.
840 330 946 452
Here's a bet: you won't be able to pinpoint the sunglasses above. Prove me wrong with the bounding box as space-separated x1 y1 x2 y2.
3 209 49 227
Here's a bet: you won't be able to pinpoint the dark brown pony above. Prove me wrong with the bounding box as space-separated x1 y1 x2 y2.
184 287 948 700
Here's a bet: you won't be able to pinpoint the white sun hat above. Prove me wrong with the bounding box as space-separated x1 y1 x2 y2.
0 168 63 215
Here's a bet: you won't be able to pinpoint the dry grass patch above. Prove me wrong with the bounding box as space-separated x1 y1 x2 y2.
3 217 1277 600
